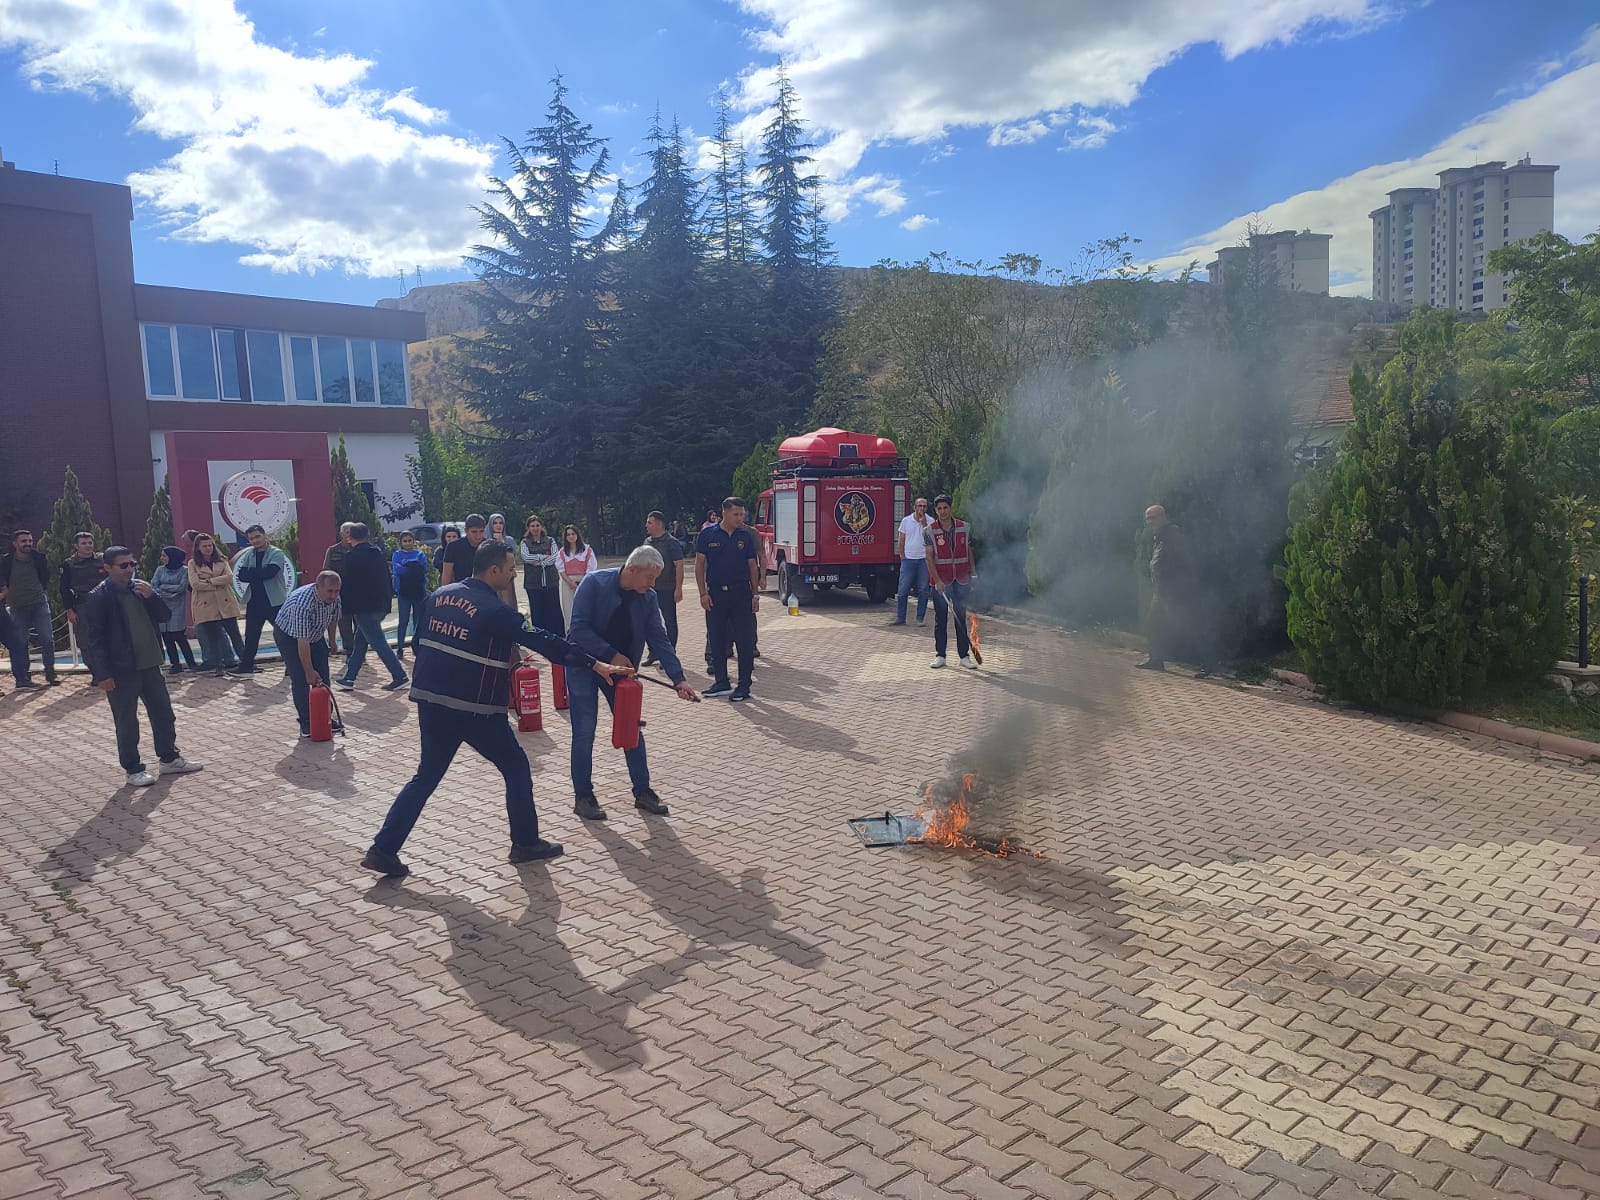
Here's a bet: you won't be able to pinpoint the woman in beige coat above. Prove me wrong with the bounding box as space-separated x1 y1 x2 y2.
188 533 246 676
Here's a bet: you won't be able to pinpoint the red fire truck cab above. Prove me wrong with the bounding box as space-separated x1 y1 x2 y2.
752 428 910 605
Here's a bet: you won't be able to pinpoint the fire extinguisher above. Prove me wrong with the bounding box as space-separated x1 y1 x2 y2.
611 677 643 749
551 662 569 710
309 684 343 742
512 660 543 732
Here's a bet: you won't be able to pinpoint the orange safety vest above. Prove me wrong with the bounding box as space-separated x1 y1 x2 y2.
929 519 972 584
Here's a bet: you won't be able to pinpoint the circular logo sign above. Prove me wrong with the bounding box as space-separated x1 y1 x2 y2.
218 470 292 535
834 490 876 535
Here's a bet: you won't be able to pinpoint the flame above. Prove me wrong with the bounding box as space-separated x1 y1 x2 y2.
911 772 1042 859
968 613 981 655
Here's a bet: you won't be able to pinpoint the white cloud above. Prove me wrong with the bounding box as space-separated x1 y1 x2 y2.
731 0 1387 217
0 0 492 277
900 213 937 232
1148 27 1600 298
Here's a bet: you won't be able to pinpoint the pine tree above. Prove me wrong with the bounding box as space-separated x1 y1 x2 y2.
39 467 114 606
1283 310 1569 706
138 479 173 580
755 69 836 427
461 74 619 534
706 92 756 266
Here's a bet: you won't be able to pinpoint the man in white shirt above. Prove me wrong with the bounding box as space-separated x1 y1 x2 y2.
892 498 933 625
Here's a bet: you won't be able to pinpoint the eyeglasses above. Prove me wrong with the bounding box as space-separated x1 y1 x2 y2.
109 562 136 570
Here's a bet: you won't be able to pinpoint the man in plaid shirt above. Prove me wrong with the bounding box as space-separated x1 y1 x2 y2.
272 572 344 737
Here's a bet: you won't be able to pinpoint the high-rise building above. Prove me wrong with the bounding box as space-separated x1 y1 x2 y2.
1370 157 1557 311
1207 229 1331 294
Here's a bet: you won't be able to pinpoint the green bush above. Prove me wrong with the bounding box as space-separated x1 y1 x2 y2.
1283 311 1569 707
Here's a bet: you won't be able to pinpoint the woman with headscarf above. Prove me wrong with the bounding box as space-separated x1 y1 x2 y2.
151 546 198 673
554 524 597 631
486 512 518 608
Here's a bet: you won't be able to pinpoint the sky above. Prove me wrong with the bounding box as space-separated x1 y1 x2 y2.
1 0 1597 306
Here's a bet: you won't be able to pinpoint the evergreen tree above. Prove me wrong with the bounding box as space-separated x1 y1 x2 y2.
330 435 381 536
461 74 620 534
705 92 756 266
40 467 113 604
756 69 836 427
1283 311 1569 706
138 479 173 581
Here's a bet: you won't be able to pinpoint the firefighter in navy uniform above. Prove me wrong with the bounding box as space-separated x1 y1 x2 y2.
695 496 762 701
361 540 632 879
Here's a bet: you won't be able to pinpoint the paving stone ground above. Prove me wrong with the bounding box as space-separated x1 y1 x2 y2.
3 582 1599 1199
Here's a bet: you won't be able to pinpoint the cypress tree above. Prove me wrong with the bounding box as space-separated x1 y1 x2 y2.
40 467 114 605
330 435 381 537
138 479 173 580
1284 310 1568 706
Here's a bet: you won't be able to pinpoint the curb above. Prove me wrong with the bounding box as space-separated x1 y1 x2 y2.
1269 668 1600 763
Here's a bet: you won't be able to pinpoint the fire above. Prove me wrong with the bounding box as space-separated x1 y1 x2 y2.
967 613 983 664
910 772 1041 859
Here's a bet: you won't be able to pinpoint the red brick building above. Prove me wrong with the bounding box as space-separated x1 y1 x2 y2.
0 159 426 571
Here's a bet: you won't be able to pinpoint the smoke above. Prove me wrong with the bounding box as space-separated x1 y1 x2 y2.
934 285 1348 848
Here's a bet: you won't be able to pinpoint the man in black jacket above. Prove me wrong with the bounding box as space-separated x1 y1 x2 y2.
59 532 103 626
79 546 204 787
334 524 407 691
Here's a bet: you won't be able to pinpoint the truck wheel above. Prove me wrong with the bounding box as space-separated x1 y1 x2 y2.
863 573 890 605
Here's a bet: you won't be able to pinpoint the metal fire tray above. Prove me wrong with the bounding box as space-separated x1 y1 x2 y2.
847 812 927 847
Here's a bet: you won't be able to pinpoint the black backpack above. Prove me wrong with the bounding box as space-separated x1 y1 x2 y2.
398 558 428 599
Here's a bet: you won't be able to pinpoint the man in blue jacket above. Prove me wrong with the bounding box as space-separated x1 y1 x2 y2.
78 546 204 787
362 540 633 878
230 524 295 674
567 545 700 821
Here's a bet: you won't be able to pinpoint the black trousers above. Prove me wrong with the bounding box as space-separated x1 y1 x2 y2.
241 593 279 668
654 590 679 648
106 667 179 773
707 590 755 689
161 632 196 668
274 630 331 731
526 587 564 637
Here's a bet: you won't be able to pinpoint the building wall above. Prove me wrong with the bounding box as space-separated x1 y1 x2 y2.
336 432 419 518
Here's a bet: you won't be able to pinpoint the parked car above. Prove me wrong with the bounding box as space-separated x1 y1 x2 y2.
406 522 466 552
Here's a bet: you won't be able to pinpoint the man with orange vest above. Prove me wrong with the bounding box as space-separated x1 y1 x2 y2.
923 494 977 670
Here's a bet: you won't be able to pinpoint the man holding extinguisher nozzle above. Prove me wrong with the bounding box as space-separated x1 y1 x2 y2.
567 545 700 823
272 572 345 737
362 540 633 879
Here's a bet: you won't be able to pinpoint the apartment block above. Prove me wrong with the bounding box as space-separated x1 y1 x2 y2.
1370 157 1557 311
1207 230 1331 294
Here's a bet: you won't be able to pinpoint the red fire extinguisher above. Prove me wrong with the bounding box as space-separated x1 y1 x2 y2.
309 684 340 742
551 662 569 711
611 677 643 750
513 660 543 732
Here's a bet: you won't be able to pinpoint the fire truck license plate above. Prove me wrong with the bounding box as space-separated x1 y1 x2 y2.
808 574 840 583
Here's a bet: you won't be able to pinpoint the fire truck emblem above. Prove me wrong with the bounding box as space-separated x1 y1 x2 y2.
835 491 875 535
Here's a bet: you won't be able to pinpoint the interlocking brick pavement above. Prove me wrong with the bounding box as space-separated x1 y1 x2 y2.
3 583 1600 1199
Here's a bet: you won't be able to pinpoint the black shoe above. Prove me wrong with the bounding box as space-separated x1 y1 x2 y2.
383 675 409 691
299 727 312 739
15 680 40 690
226 665 252 677
1134 659 1166 671
633 788 669 816
361 846 410 878
573 794 607 821
509 839 564 863
45 674 60 686
729 686 751 703
166 665 185 675
889 619 906 626
641 656 658 667
703 682 733 698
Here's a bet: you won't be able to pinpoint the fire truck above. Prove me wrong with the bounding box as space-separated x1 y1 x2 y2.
752 428 910 605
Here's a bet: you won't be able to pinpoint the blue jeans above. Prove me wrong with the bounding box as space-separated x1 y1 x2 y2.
196 618 242 670
895 558 929 622
1 606 31 682
395 595 424 652
373 700 540 853
341 611 406 683
931 579 972 659
567 668 650 798
7 601 55 678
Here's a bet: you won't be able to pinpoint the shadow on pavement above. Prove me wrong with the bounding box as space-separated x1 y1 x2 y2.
274 743 358 800
362 868 650 1072
591 818 825 972
40 781 172 884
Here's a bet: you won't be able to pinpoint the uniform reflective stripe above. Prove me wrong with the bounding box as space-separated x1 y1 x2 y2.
418 638 512 669
411 687 505 716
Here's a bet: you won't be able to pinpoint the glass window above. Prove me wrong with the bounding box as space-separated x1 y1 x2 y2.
290 336 318 403
351 338 377 404
247 331 285 402
143 325 176 396
377 340 408 406
317 336 349 404
176 325 219 399
216 329 244 401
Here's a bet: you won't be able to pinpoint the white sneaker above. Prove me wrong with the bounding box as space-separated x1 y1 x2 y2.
929 656 946 669
126 770 157 787
160 757 204 776
960 655 978 670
